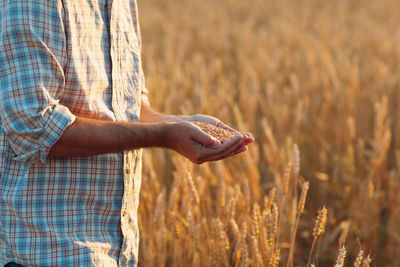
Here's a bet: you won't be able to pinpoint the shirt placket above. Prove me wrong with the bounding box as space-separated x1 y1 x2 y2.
109 1 136 265
109 0 122 121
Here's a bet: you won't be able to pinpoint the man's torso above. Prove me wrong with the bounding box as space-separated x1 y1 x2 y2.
0 1 145 266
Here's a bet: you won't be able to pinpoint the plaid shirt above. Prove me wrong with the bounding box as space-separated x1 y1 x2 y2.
0 0 148 266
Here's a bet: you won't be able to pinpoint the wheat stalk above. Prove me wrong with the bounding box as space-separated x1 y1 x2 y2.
334 246 347 267
354 249 364 267
264 187 276 212
251 203 261 237
362 254 372 267
287 181 309 267
186 171 200 206
308 207 327 266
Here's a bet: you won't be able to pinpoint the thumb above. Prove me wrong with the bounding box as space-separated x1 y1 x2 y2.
192 127 221 148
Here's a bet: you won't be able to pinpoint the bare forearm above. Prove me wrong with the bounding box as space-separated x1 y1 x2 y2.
50 117 167 157
50 103 253 162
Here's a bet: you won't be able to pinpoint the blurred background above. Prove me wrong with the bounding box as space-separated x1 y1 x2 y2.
138 0 400 266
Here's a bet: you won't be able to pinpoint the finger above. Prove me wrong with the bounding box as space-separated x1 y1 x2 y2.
191 127 221 148
204 144 245 162
242 132 253 138
214 134 243 153
196 134 243 160
200 136 246 162
243 134 254 145
231 145 248 156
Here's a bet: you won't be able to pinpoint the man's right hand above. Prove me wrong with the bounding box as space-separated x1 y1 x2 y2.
163 121 251 164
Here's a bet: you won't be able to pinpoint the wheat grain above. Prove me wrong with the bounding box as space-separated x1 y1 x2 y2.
193 121 237 143
270 249 280 267
298 181 309 214
313 207 327 239
308 207 328 265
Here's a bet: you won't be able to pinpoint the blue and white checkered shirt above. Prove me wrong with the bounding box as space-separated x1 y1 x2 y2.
0 0 148 265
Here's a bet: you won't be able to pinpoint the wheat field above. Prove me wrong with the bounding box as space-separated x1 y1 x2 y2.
137 0 400 266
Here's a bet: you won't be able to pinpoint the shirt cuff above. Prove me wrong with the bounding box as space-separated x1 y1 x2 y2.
13 104 76 163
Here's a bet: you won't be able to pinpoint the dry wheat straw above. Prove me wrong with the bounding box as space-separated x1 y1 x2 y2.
266 203 278 250
232 221 247 267
292 144 300 179
354 249 364 267
251 234 263 266
154 190 166 227
242 178 251 212
313 207 327 238
241 243 250 267
264 187 276 212
298 182 309 214
186 171 200 206
339 221 350 246
287 181 309 267
308 207 328 266
252 203 261 237
227 196 236 223
139 0 385 264
282 162 292 196
217 219 230 267
362 254 372 267
269 249 280 267
229 218 241 242
335 246 347 267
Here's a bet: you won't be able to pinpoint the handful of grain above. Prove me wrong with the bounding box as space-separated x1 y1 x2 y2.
193 121 237 143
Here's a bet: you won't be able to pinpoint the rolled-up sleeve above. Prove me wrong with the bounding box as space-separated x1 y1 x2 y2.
0 1 76 163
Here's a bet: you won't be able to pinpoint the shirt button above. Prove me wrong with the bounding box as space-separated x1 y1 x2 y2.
123 211 127 217
126 168 131 175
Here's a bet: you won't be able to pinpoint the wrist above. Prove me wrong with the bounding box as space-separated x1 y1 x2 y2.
156 122 175 148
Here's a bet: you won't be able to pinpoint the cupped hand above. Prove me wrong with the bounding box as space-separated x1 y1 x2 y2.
188 114 254 146
164 121 251 164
